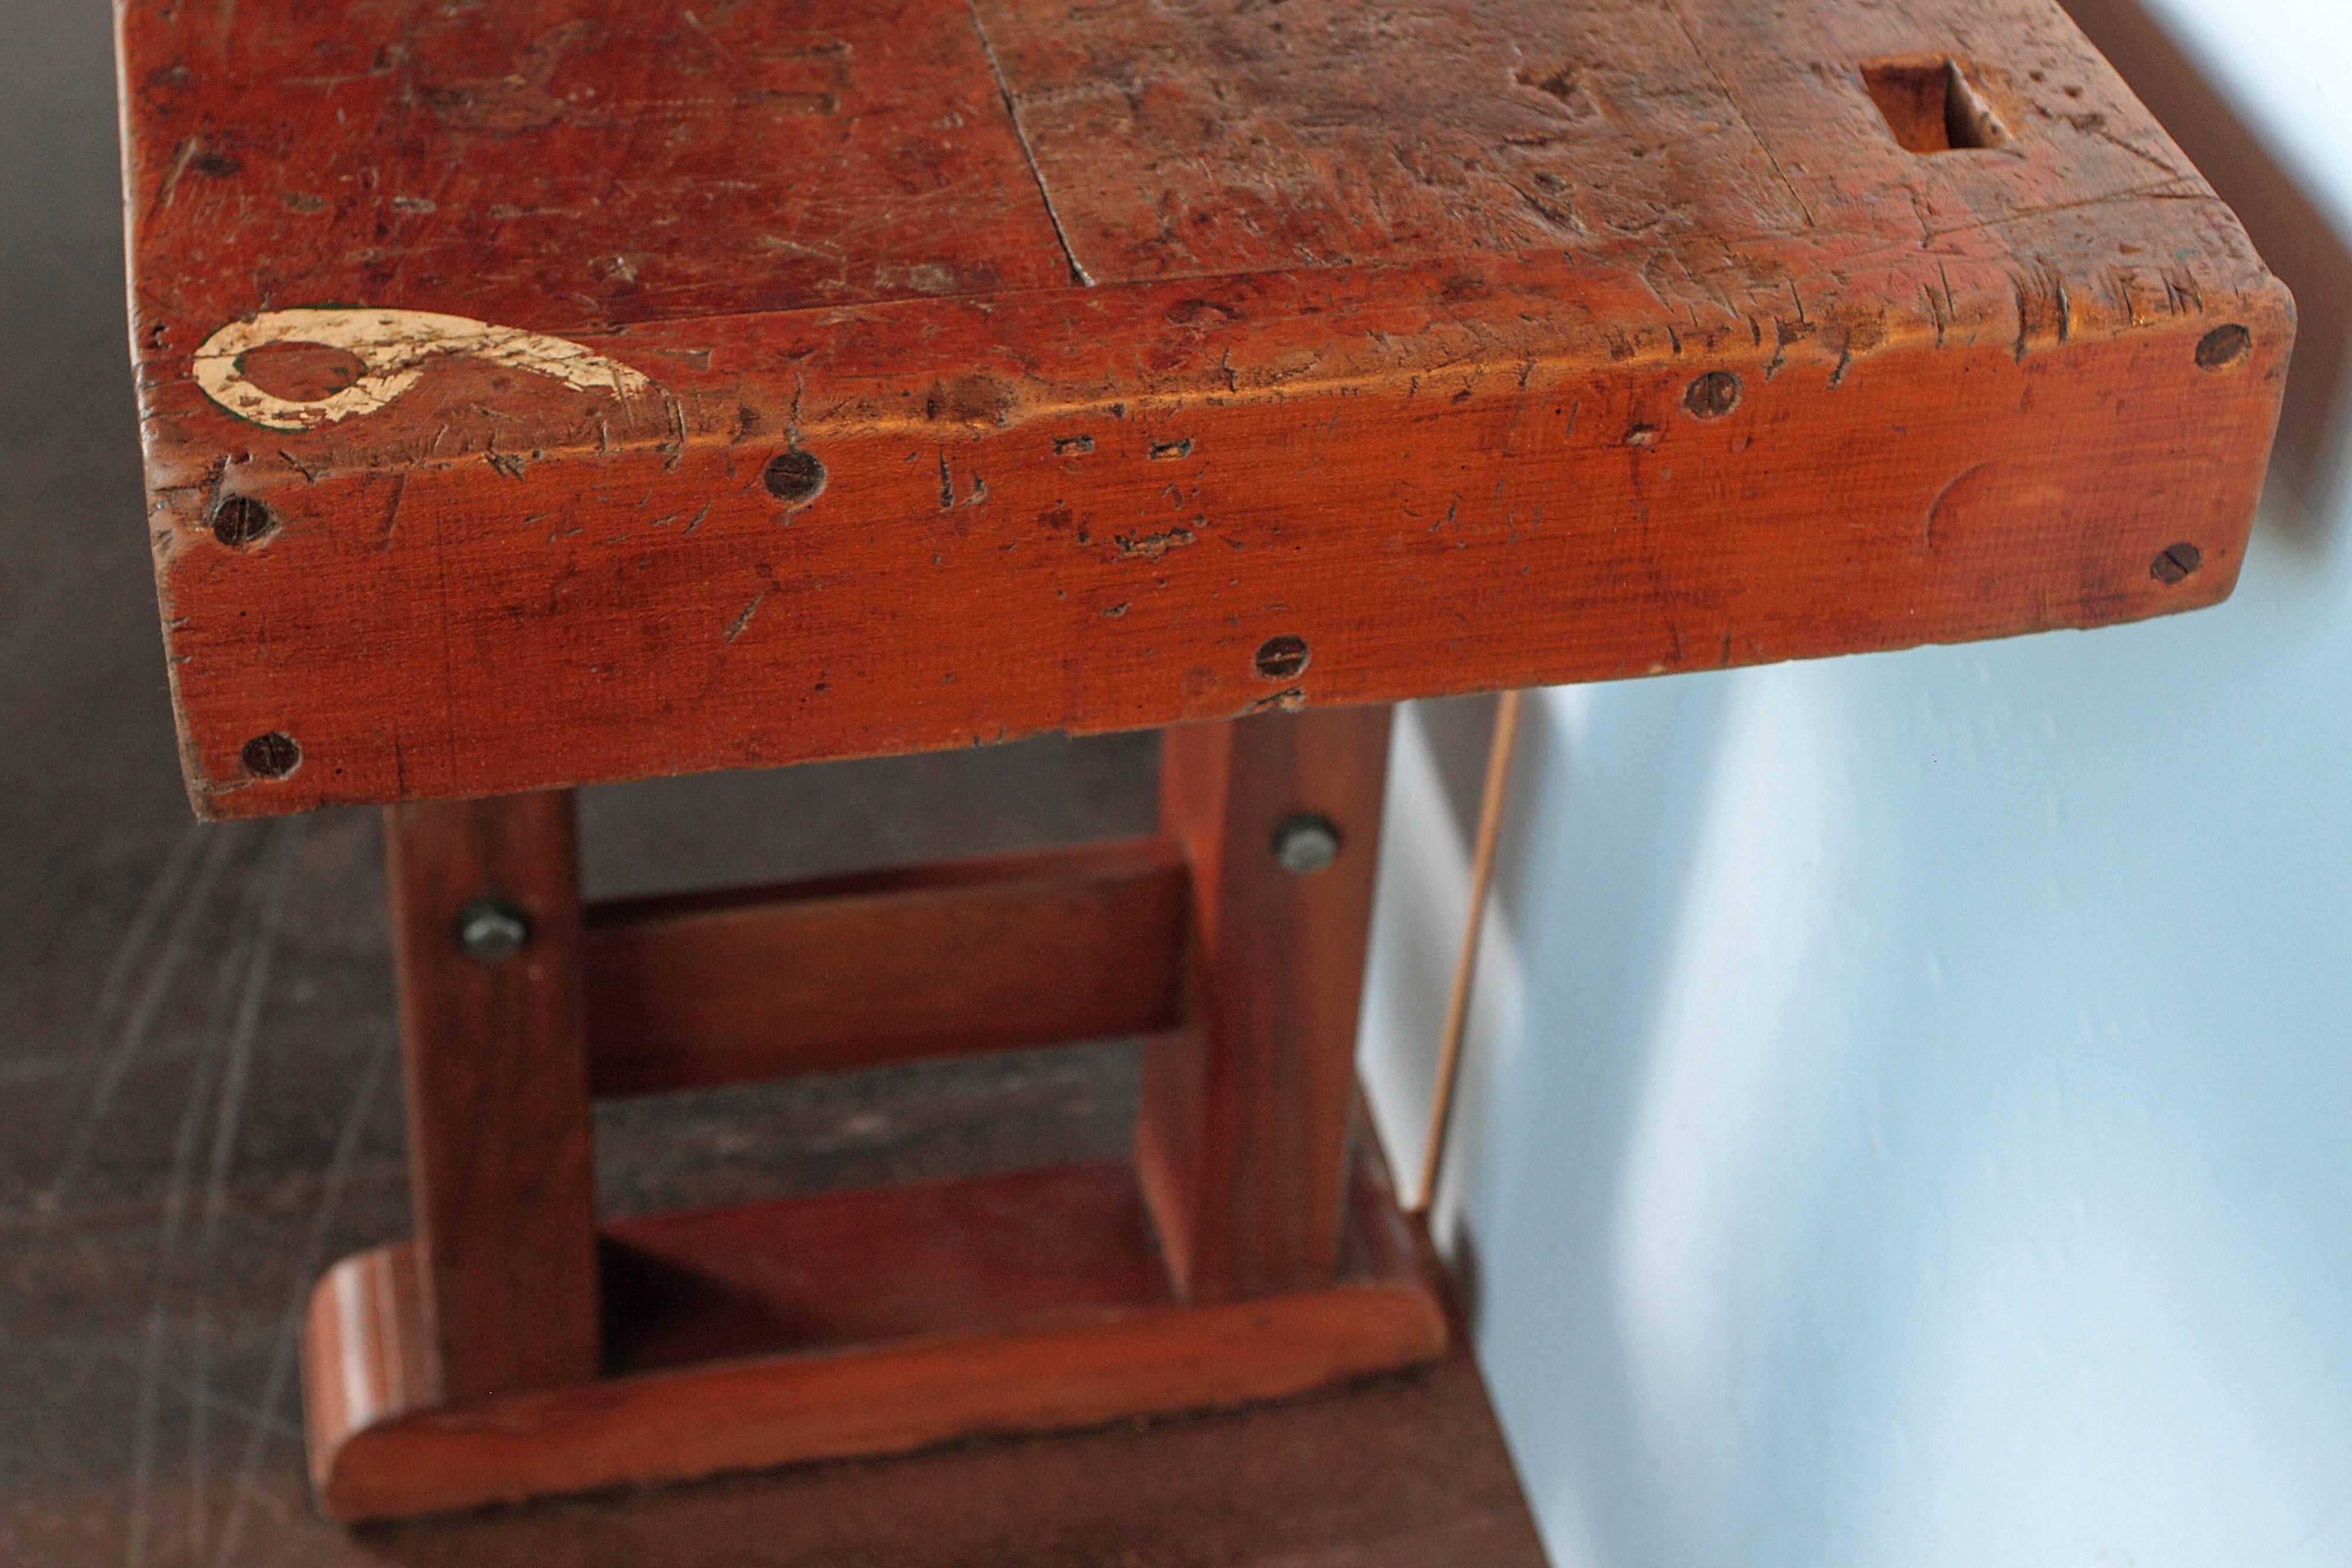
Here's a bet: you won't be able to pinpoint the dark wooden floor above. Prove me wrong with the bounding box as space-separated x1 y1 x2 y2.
0 5 1546 1563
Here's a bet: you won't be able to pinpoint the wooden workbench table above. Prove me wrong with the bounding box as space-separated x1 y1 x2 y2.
113 0 2287 1527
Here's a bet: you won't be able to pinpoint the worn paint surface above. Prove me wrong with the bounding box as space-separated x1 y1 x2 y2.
193 308 654 429
115 0 2292 816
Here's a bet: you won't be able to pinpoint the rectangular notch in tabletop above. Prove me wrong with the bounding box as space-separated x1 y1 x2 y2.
1862 56 2011 152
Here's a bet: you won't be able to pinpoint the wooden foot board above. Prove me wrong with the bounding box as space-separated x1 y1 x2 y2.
302 1146 1446 1522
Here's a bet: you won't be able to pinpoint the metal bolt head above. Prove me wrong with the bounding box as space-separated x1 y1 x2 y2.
2195 323 2251 371
1271 814 1343 875
763 448 827 506
239 730 301 779
2150 541 2203 585
210 494 279 548
1254 634 1311 681
456 897 532 963
1683 369 1741 420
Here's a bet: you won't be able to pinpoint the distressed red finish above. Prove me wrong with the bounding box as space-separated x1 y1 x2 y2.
118 0 2288 817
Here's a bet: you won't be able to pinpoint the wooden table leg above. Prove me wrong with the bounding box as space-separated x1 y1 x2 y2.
383 791 600 1401
1141 705 1395 1303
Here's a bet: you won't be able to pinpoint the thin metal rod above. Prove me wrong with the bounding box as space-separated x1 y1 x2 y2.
1411 688 1524 1216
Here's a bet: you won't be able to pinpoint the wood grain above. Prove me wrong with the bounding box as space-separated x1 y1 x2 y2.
1141 707 1394 1302
583 838 1188 1096
115 0 2291 818
383 792 601 1402
968 0 1812 278
118 0 1072 336
301 1142 1446 1521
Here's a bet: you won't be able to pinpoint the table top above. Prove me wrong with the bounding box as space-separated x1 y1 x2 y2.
117 0 2289 817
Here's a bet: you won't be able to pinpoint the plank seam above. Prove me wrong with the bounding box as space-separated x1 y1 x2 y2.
963 0 1096 287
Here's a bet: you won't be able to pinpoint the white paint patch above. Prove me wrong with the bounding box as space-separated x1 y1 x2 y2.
191 307 654 431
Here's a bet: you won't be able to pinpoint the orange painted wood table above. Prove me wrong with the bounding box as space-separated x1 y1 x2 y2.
115 0 2287 1524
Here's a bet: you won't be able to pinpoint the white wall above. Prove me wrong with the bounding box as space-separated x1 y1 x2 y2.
1359 4 2352 1562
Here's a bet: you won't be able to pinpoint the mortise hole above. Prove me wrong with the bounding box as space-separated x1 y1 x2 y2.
240 731 302 779
2150 542 2203 585
1254 634 1310 680
1862 58 2009 153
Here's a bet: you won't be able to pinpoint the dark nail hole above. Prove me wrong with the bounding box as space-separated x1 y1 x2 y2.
2196 324 2251 371
2150 542 2203 585
1149 438 1194 460
210 496 278 548
1255 634 1310 680
1683 371 1741 419
1862 58 2008 153
763 449 827 506
240 731 301 778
